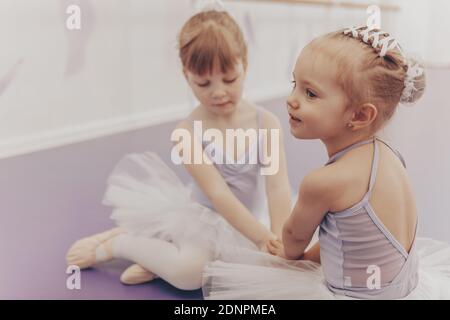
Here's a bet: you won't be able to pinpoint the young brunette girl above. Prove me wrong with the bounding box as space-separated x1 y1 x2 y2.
66 9 292 290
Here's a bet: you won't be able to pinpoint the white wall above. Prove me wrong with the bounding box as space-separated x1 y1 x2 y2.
394 0 450 67
0 0 192 158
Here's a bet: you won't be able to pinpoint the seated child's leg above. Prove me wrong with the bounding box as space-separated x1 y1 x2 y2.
112 234 213 290
66 227 125 269
120 264 156 285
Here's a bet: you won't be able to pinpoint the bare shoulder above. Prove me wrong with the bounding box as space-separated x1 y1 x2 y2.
300 165 351 207
175 106 203 131
175 118 192 132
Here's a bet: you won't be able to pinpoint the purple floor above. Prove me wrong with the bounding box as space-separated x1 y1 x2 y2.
0 119 203 299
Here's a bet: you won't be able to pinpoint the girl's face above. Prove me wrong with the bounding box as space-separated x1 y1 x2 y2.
287 45 351 140
185 60 246 116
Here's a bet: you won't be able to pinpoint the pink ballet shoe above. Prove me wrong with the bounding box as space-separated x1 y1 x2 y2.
120 264 157 285
66 227 124 269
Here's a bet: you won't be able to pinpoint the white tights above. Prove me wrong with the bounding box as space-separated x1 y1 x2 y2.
111 234 213 290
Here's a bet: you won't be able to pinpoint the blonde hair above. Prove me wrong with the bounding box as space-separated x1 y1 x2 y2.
178 10 248 75
309 27 426 131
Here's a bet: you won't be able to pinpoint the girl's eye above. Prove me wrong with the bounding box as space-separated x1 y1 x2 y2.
197 82 210 87
224 77 237 84
306 89 317 98
291 80 296 89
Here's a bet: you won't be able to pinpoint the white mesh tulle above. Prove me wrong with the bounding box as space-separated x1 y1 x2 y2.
102 152 257 258
203 237 450 300
202 247 335 300
402 238 450 300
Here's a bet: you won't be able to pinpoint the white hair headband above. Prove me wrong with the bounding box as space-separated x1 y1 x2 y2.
344 26 399 57
197 0 226 12
343 26 424 105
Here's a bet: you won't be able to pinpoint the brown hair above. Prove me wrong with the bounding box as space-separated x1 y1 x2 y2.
309 28 426 131
178 10 248 76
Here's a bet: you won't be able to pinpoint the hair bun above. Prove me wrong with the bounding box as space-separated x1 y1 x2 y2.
400 58 426 106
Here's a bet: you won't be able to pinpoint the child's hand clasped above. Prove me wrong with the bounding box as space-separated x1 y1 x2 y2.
267 238 287 259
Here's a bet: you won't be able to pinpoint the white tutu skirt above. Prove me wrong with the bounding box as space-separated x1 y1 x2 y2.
203 238 450 300
102 152 258 259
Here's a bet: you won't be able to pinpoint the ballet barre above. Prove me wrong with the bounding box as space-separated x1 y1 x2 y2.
224 0 401 12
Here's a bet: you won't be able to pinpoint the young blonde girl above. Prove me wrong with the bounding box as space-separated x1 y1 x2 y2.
203 26 450 299
65 9 292 290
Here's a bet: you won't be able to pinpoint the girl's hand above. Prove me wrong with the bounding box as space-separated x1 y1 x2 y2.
258 232 277 253
267 238 287 259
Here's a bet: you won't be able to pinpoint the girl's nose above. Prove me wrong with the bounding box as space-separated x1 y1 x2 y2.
287 94 300 110
211 86 226 101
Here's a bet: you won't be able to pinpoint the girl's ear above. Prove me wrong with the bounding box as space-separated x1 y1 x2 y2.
348 103 378 130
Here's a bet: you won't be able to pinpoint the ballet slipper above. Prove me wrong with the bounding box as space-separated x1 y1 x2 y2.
120 264 157 285
66 227 125 269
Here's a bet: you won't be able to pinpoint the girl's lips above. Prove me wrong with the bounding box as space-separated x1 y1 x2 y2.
289 117 302 127
289 113 302 122
213 102 231 107
289 113 302 127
